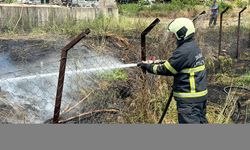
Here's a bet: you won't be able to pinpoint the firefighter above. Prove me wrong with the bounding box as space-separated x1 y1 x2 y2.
137 18 208 124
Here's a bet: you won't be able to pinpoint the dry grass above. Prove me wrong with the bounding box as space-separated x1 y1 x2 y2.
215 82 239 124
0 94 28 123
1 5 249 124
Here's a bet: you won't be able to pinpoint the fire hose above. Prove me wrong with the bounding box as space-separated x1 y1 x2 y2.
138 57 172 123
223 86 250 95
223 86 250 123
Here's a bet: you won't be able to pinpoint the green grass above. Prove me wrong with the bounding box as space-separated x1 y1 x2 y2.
213 72 250 88
98 69 128 81
27 16 151 37
236 72 250 85
118 0 201 16
118 3 141 16
4 0 16 3
117 0 248 17
233 0 248 8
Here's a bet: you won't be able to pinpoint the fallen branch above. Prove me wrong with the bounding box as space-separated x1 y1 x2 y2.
59 109 119 124
62 90 94 113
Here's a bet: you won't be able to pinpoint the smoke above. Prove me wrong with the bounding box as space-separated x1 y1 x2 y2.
0 44 135 123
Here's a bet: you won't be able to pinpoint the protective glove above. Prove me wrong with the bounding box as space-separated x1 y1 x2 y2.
154 60 166 64
137 62 152 71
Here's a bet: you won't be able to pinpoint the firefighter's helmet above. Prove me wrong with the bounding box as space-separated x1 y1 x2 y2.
167 18 195 41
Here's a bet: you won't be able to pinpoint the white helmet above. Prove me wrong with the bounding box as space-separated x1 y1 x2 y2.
167 18 195 41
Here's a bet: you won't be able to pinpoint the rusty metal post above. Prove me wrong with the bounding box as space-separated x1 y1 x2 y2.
139 18 160 119
141 36 146 74
53 28 90 124
192 10 206 22
218 7 229 57
236 7 247 60
248 32 250 48
141 18 160 73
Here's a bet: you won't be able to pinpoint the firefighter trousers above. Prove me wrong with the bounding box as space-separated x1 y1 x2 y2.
176 100 208 124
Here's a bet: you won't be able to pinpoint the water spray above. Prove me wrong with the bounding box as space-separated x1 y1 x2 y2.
0 63 139 83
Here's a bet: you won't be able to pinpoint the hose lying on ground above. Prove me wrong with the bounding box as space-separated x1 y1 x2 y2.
223 86 250 123
223 86 250 95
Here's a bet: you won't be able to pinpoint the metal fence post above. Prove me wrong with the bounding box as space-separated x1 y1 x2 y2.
141 18 160 73
218 7 229 57
140 18 160 118
236 7 247 60
53 29 90 124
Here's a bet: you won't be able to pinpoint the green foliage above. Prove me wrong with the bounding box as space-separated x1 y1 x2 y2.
4 0 16 3
0 15 152 38
1 24 15 34
234 0 248 8
205 0 233 11
214 72 250 88
138 0 151 5
99 69 128 81
218 1 233 10
118 0 201 16
236 72 250 85
172 0 200 6
144 3 179 11
118 4 141 15
214 73 233 84
205 57 216 75
218 56 233 74
146 2 186 11
204 0 213 7
1 16 99 35
31 16 148 36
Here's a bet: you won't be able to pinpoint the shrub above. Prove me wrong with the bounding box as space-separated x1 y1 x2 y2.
218 56 233 74
118 4 140 15
4 0 16 3
236 72 250 85
118 0 201 16
98 69 128 81
234 0 248 8
219 1 233 10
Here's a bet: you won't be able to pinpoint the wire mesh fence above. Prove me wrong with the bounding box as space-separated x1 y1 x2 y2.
55 45 137 124
0 34 145 124
238 8 250 60
0 37 63 123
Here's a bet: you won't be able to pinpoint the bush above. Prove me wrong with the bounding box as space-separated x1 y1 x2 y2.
118 0 201 16
236 72 250 85
99 69 128 81
219 1 233 10
173 0 200 5
218 56 233 74
234 0 248 8
118 4 140 15
4 0 16 3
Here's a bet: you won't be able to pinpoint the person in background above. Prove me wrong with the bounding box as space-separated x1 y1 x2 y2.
209 0 219 27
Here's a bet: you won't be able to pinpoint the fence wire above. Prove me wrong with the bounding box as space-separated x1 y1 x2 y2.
239 9 250 60
0 36 144 124
0 38 60 123
58 45 135 124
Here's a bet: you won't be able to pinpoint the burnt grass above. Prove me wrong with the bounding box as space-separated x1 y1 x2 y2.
0 31 250 124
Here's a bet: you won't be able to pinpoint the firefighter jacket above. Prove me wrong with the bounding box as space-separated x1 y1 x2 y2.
147 38 207 103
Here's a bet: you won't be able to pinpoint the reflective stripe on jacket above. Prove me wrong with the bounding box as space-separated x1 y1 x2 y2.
148 38 207 103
